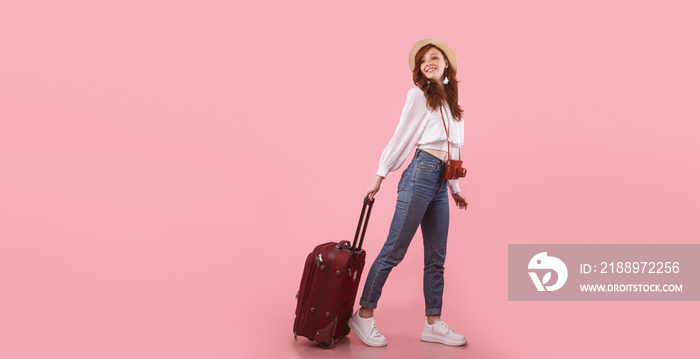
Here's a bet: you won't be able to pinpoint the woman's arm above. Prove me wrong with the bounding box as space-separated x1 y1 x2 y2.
376 88 428 177
364 175 384 200
452 192 468 210
448 115 466 209
365 88 427 199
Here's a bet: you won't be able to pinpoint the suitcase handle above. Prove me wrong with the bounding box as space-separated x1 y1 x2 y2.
351 198 374 251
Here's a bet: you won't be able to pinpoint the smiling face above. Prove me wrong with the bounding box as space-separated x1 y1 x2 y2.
419 46 448 83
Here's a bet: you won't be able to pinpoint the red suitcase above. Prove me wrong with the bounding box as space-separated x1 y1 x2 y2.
293 198 374 349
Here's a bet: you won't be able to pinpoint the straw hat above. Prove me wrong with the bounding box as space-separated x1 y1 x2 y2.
408 38 458 72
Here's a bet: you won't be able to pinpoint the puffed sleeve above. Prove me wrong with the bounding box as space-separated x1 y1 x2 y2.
447 117 464 195
448 177 461 195
377 88 429 177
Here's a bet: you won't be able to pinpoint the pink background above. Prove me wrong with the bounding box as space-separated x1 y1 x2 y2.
2 1 699 358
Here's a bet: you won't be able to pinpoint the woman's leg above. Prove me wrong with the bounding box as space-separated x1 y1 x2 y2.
359 151 444 312
421 179 449 317
358 182 429 311
418 180 467 346
359 307 374 318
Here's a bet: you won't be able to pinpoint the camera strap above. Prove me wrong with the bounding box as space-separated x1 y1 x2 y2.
439 106 461 161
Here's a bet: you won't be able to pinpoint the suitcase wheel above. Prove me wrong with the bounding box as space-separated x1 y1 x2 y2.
318 337 335 349
344 325 351 336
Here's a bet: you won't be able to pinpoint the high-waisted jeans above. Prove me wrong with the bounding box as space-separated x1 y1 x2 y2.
360 149 450 316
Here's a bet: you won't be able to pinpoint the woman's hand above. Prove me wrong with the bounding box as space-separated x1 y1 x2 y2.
364 175 384 200
452 192 468 210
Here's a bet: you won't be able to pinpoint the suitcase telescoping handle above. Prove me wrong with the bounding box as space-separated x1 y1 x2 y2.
351 197 375 251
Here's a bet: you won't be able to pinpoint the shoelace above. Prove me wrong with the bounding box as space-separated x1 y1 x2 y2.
370 323 384 338
434 320 455 334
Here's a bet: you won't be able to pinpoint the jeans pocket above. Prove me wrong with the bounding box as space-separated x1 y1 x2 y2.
398 163 413 192
417 161 439 173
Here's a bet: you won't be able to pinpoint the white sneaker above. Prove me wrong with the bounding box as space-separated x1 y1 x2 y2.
347 309 388 347
420 319 467 346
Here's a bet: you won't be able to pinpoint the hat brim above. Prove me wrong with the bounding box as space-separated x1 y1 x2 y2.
408 38 458 73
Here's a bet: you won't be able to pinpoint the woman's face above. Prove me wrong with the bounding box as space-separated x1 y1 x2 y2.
419 47 448 83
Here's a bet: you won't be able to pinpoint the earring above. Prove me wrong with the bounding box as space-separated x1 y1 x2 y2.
443 76 449 85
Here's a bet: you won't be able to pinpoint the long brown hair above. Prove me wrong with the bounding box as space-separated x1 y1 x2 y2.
412 44 463 121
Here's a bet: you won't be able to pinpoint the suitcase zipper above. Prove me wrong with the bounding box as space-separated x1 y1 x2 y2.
309 244 340 342
300 245 326 337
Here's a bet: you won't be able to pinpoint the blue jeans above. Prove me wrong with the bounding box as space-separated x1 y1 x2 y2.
360 149 450 316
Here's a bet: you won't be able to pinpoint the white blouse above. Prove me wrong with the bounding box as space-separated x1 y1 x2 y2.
377 86 464 194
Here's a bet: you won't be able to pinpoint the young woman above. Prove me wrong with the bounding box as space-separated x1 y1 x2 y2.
347 38 468 347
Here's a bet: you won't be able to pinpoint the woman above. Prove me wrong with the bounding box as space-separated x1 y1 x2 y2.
347 38 468 347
